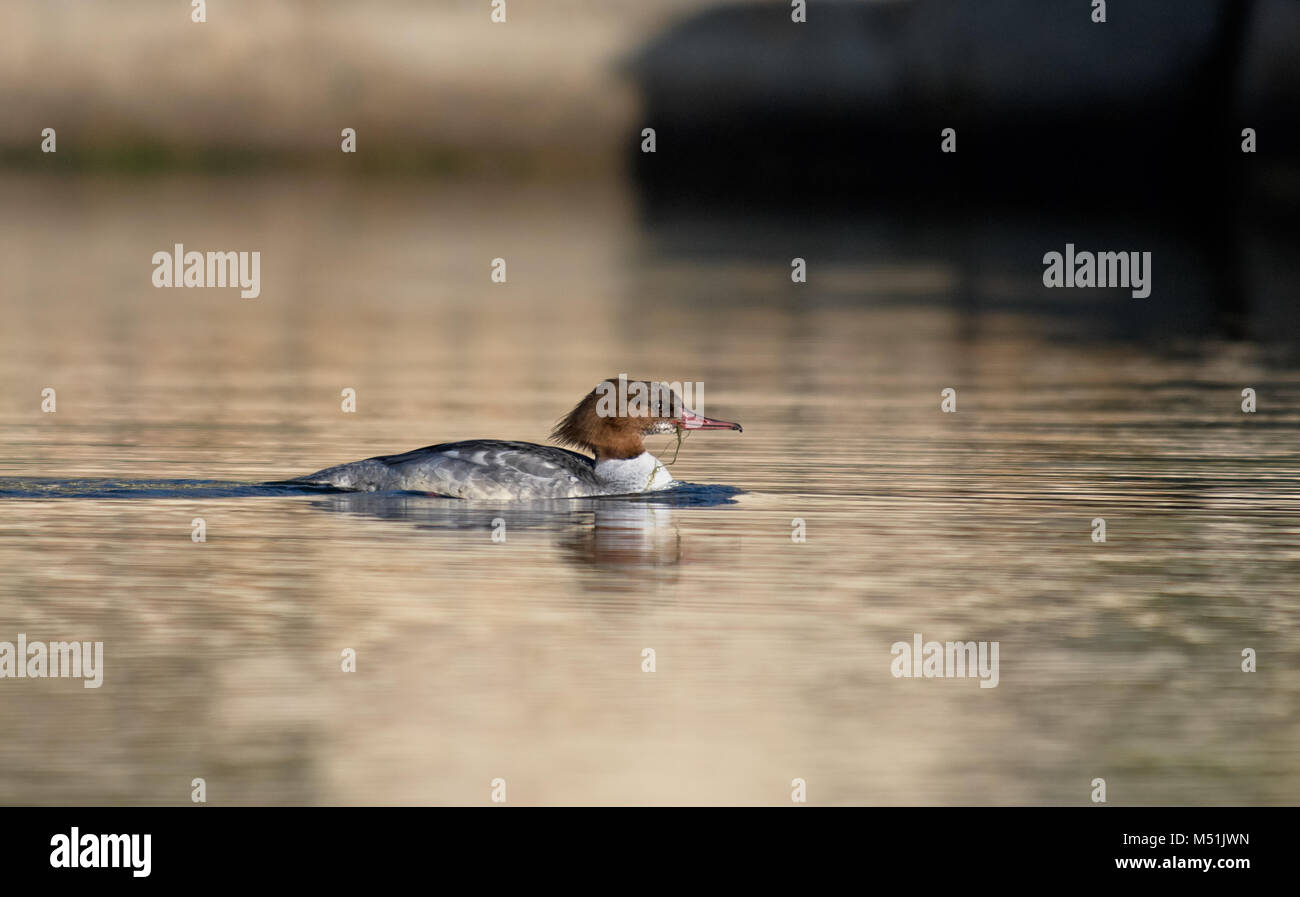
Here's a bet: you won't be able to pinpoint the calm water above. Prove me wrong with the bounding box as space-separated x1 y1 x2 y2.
1 173 1298 805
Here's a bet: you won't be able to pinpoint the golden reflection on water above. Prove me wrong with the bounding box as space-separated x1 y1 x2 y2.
1 174 1298 805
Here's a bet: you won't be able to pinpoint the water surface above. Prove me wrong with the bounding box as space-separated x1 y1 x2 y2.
1 174 1298 804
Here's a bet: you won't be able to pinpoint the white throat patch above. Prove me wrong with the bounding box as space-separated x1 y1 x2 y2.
593 452 675 494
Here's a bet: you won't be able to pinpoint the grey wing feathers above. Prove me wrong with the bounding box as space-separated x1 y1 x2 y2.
292 440 599 498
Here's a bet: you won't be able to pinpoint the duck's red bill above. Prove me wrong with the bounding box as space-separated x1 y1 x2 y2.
678 409 743 432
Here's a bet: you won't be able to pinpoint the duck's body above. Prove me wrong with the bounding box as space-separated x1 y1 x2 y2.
291 439 675 499
284 378 741 500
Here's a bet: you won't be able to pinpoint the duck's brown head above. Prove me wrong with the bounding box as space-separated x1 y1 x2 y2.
550 378 743 461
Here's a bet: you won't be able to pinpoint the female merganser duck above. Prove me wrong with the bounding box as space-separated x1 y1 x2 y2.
285 379 742 500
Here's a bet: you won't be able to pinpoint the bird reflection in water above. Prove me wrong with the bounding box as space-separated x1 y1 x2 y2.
307 485 741 576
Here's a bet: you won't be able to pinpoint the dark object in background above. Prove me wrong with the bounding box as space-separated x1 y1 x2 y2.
625 0 1298 215
623 0 1300 347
